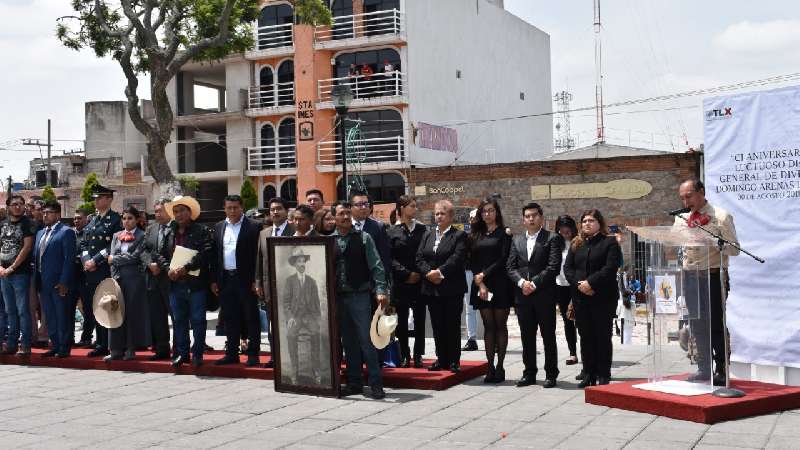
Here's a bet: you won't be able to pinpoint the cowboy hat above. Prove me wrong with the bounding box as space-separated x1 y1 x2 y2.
288 247 311 266
93 278 125 329
370 307 398 350
166 195 201 221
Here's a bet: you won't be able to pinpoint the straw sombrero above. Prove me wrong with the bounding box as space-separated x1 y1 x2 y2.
93 278 125 329
166 195 201 221
369 307 398 350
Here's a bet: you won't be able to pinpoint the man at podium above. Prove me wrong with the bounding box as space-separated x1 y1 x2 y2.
673 178 740 386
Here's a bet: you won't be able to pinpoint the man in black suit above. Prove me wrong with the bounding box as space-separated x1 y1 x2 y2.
211 195 262 367
349 190 391 280
507 202 564 388
141 199 174 360
416 199 468 373
283 247 321 383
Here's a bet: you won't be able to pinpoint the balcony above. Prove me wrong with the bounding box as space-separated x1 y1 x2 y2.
317 71 407 110
245 22 294 60
317 136 406 172
315 10 406 50
244 82 295 118
246 145 297 176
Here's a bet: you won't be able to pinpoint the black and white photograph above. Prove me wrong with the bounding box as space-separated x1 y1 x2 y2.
268 237 339 396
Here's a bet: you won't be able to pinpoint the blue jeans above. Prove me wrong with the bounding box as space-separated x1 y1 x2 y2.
39 284 71 354
2 274 31 350
0 289 7 343
170 284 207 360
338 291 381 388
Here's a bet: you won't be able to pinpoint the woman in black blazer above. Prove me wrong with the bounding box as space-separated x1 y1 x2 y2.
468 197 513 382
564 209 622 387
416 200 468 373
388 195 428 368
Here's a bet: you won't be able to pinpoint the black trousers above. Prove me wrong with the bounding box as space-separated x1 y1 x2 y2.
426 295 462 367
685 270 726 374
220 272 261 358
575 299 615 378
147 286 171 355
395 296 426 359
86 268 110 350
516 298 559 379
556 285 578 357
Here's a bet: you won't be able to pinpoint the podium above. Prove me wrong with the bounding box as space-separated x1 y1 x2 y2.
628 226 718 396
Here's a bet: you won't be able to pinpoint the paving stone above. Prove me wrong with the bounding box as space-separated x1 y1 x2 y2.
697 431 770 448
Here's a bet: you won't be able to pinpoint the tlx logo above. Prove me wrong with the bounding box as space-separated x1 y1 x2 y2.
707 107 733 118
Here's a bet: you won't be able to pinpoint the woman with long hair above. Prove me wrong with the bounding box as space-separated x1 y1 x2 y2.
554 215 579 366
468 197 513 382
388 195 428 367
313 208 337 235
564 209 622 387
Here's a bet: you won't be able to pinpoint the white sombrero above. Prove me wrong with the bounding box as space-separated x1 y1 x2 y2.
369 307 398 350
93 278 125 329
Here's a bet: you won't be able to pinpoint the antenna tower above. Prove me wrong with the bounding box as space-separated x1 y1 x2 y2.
594 0 605 143
553 91 575 152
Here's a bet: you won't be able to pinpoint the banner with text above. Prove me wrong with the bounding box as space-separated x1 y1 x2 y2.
704 85 800 367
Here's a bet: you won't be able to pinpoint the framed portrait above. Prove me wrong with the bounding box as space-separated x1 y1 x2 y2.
268 236 340 397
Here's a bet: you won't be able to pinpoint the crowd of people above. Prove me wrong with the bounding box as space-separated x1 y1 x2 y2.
0 176 736 397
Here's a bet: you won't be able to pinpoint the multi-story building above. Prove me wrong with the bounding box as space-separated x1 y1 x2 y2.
161 0 552 209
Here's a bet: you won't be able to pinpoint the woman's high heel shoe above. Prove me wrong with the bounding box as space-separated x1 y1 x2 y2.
483 365 496 383
493 367 505 383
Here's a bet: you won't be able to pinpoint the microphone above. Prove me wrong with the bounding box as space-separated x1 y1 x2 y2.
667 207 691 216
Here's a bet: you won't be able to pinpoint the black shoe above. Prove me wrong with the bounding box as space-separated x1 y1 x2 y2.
543 378 557 388
340 384 362 396
494 368 505 383
400 357 410 368
450 363 460 373
578 375 596 388
75 340 93 348
575 369 586 381
203 344 214 352
516 375 536 387
687 371 711 382
88 348 109 357
148 352 171 361
566 356 579 365
41 350 58 358
597 376 610 386
484 366 496 383
713 373 727 386
262 360 275 369
368 385 386 399
171 355 187 368
413 355 423 368
56 352 69 358
428 361 443 371
245 356 260 367
191 358 203 368
462 340 478 351
214 355 240 366
1 347 17 355
31 340 49 349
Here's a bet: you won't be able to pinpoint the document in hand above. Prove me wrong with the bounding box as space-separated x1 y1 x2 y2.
170 245 200 276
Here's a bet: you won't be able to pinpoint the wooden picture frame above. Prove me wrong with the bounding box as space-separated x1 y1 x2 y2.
268 236 340 397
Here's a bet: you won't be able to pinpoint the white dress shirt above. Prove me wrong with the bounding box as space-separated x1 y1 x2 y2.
223 217 242 270
433 225 452 253
556 247 570 287
518 229 541 289
293 227 314 237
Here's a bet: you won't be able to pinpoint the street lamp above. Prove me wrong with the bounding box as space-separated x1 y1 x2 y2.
331 84 353 200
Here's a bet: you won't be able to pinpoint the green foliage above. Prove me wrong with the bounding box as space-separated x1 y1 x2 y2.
41 185 57 203
293 0 333 27
240 178 258 211
78 203 96 214
177 175 200 194
80 172 99 211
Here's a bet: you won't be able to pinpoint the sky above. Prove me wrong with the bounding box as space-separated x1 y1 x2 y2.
1 0 800 183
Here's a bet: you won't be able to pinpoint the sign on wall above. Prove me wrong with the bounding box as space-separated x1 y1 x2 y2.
417 122 458 153
530 179 653 200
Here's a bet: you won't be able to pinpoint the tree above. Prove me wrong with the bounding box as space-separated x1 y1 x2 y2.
57 0 259 198
41 185 57 203
80 172 100 212
240 178 257 211
292 0 333 26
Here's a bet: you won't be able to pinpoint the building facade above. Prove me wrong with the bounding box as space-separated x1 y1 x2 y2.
160 0 552 209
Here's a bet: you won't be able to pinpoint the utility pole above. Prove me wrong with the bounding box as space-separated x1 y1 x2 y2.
21 119 54 187
594 0 605 143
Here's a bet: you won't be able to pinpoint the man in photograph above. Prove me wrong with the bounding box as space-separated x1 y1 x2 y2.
283 247 321 384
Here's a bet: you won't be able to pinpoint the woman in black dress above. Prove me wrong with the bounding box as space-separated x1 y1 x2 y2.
554 215 579 366
564 209 622 387
388 195 428 368
468 197 513 382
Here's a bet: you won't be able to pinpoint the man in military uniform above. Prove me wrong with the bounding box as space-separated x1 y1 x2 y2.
80 184 122 357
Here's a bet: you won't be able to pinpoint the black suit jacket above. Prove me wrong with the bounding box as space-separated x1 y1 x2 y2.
142 222 174 294
506 229 564 305
212 217 261 288
360 217 391 279
564 234 622 305
416 227 468 297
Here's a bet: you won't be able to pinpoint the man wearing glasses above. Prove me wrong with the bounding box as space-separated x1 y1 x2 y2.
348 190 391 279
0 195 37 355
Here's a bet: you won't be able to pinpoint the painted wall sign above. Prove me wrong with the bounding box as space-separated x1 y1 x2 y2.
531 179 653 200
297 100 314 119
417 122 459 153
415 185 465 196
299 121 314 141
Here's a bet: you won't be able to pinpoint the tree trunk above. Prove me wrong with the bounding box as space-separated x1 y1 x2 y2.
147 137 182 199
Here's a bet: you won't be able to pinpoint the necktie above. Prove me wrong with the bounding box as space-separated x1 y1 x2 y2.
38 226 52 268
158 225 167 249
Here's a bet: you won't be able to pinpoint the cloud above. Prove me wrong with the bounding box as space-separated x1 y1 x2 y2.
713 20 800 55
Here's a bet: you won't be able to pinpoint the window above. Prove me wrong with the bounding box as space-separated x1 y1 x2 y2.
258 66 275 107
263 185 277 207
337 172 405 203
362 0 400 36
278 118 296 168
257 4 294 49
338 109 403 164
277 60 294 106
335 49 400 79
280 178 298 208
330 0 354 40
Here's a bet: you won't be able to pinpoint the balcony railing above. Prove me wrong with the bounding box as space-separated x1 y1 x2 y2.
317 136 405 167
315 10 404 43
318 71 405 103
255 22 294 50
247 145 297 171
248 82 295 110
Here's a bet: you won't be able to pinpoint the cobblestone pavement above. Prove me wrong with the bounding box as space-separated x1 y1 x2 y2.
0 318 796 450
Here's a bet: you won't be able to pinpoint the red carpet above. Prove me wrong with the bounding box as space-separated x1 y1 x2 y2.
0 348 487 391
585 374 800 423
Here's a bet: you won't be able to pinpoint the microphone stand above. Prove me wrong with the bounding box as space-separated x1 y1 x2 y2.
674 212 764 398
